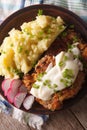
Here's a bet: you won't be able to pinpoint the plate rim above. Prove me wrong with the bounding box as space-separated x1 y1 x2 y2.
0 4 87 31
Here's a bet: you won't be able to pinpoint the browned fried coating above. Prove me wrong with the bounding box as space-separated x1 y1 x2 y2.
36 90 63 111
23 55 55 90
81 47 87 61
23 74 35 91
35 55 55 73
78 43 87 51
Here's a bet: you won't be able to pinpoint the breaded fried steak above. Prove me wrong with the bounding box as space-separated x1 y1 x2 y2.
23 28 87 111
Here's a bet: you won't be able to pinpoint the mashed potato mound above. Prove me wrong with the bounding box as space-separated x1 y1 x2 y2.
0 15 65 78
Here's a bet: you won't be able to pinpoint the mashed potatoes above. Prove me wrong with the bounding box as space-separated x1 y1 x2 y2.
0 15 65 78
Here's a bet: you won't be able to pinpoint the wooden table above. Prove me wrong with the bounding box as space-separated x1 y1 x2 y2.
0 94 87 130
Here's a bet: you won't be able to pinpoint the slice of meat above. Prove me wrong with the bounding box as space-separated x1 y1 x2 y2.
23 55 55 90
23 51 85 111
22 28 86 111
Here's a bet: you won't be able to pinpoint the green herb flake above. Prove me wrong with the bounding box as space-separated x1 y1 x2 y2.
59 61 64 67
1 49 6 54
17 46 23 53
67 43 72 50
23 29 34 37
10 43 13 47
63 55 68 61
59 56 68 67
62 31 67 37
69 24 74 29
32 83 40 89
78 55 82 61
67 43 76 52
7 66 23 78
45 35 49 39
22 28 30 34
25 50 29 55
48 84 51 88
13 69 19 74
54 89 58 93
30 34 34 38
7 66 11 71
37 72 46 81
58 25 63 30
47 28 51 34
62 69 74 79
32 61 37 68
52 17 56 21
53 84 58 88
38 31 44 37
12 68 21 75
73 36 78 43
73 55 79 59
39 31 43 35
60 78 72 87
38 9 43 16
43 79 51 86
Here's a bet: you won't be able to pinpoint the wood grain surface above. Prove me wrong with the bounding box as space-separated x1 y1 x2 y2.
0 95 87 130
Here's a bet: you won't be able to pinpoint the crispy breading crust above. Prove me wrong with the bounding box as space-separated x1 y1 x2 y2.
23 55 55 89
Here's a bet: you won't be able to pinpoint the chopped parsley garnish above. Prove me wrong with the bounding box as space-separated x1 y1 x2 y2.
43 79 58 89
73 36 79 43
58 25 64 30
60 78 72 87
60 69 74 87
53 84 58 88
38 31 44 36
25 50 29 55
23 29 34 38
37 72 46 81
32 83 40 89
38 31 44 39
7 67 23 78
59 61 64 67
62 31 67 37
69 24 74 29
10 43 13 47
64 55 68 61
7 66 10 71
37 9 43 16
43 79 51 86
45 35 49 39
67 44 76 53
54 89 58 93
67 43 72 50
0 49 6 54
23 29 29 34
73 54 79 59
17 45 23 53
47 28 52 34
63 69 74 79
32 61 37 68
59 55 68 67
